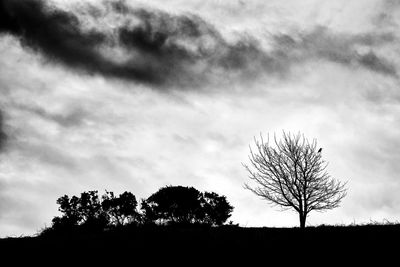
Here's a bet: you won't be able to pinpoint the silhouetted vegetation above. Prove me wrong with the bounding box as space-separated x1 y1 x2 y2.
244 132 347 228
101 191 140 226
141 186 203 225
43 185 233 235
1 184 398 265
141 185 233 226
50 190 128 233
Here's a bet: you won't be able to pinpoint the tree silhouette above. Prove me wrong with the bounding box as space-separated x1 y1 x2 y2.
52 195 82 229
142 186 203 225
78 191 102 221
202 192 233 226
140 198 157 224
49 187 233 234
78 190 108 229
243 132 347 228
52 190 140 231
141 185 234 225
102 191 140 226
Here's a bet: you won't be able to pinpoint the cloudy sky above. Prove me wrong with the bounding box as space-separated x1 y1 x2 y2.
1 0 400 236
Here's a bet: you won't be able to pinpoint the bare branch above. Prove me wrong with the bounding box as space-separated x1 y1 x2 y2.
243 131 348 228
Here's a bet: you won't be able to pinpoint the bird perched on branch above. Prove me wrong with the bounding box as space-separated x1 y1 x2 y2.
318 148 322 153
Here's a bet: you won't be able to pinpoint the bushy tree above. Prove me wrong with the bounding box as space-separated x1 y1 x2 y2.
202 192 233 226
52 195 82 229
51 190 139 231
140 199 157 224
102 191 139 226
78 190 108 229
142 186 203 224
48 186 234 234
142 185 233 226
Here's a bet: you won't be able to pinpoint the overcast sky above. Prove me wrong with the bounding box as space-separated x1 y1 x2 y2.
1 0 400 237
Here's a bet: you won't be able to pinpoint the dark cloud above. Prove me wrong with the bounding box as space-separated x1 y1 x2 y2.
0 0 396 89
0 0 155 83
0 110 7 150
15 104 88 128
16 141 79 170
0 0 280 87
273 27 397 77
359 52 397 76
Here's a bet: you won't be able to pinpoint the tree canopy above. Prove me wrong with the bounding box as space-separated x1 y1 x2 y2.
142 185 234 226
47 186 234 234
51 190 139 231
244 132 347 228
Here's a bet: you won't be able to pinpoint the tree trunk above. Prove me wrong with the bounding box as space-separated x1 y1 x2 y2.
299 213 306 229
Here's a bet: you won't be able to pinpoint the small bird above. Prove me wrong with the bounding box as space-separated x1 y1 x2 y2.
318 148 322 153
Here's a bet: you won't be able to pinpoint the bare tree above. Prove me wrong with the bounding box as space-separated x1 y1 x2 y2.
243 131 347 228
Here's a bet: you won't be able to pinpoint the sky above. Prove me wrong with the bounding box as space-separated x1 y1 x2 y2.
1 0 400 237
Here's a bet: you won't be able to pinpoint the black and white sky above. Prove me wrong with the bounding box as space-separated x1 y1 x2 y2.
1 0 400 236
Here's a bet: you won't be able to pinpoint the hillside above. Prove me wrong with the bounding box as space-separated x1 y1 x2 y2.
0 224 398 264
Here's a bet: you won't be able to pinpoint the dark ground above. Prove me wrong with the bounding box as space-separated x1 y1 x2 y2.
0 224 398 264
